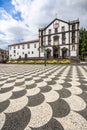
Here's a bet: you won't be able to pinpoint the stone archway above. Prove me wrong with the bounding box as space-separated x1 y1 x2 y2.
53 46 59 59
62 47 68 59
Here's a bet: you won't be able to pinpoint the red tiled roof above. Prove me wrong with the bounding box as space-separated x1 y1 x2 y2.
8 39 39 47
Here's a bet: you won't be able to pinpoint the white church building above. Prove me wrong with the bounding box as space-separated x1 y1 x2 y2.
8 18 79 60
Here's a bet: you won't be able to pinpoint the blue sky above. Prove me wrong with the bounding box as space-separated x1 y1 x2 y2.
0 0 87 49
0 0 23 21
0 0 13 12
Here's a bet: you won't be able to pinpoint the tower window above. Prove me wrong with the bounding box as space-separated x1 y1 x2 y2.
72 45 75 51
72 24 75 30
55 28 58 33
48 29 51 34
62 33 66 44
72 32 75 43
61 26 65 32
48 35 51 45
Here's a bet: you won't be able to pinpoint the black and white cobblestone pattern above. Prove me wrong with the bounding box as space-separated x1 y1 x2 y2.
0 64 87 130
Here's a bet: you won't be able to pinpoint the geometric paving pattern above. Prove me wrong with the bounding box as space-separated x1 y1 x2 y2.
0 64 87 130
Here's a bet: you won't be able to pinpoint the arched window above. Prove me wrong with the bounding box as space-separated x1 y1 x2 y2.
53 36 59 45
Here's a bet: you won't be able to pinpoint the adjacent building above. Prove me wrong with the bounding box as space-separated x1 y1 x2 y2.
8 40 39 60
0 48 8 63
8 18 79 60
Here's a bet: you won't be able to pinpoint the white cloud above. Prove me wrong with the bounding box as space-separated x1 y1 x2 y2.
0 7 34 49
0 0 87 49
9 0 87 28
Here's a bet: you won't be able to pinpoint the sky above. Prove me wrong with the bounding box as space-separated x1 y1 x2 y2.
0 0 87 49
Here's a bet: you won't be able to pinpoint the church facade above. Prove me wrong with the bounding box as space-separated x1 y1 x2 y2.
39 18 79 59
8 18 79 60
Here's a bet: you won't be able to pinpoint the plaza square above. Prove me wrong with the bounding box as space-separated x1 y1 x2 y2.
0 64 87 130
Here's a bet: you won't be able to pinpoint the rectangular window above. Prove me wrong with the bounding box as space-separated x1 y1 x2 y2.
32 51 34 54
62 33 66 44
72 45 75 51
54 36 59 41
43 37 46 44
28 52 30 54
23 52 24 54
55 28 58 33
44 30 46 35
48 29 51 34
14 50 16 53
77 23 79 29
18 45 20 49
19 56 21 59
61 26 65 32
14 46 16 49
72 32 75 43
48 35 51 45
41 48 43 52
22 45 24 49
27 44 30 49
53 36 59 45
34 44 36 48
72 24 75 30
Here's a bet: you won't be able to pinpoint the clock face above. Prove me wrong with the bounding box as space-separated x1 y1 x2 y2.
53 21 59 28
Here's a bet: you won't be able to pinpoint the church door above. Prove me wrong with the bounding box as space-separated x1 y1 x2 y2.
53 47 58 59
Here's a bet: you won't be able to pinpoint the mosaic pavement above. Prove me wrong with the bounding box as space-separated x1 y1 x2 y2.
0 64 87 130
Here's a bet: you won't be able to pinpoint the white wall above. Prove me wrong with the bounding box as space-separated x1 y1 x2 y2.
43 19 69 46
9 42 39 60
45 20 69 35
